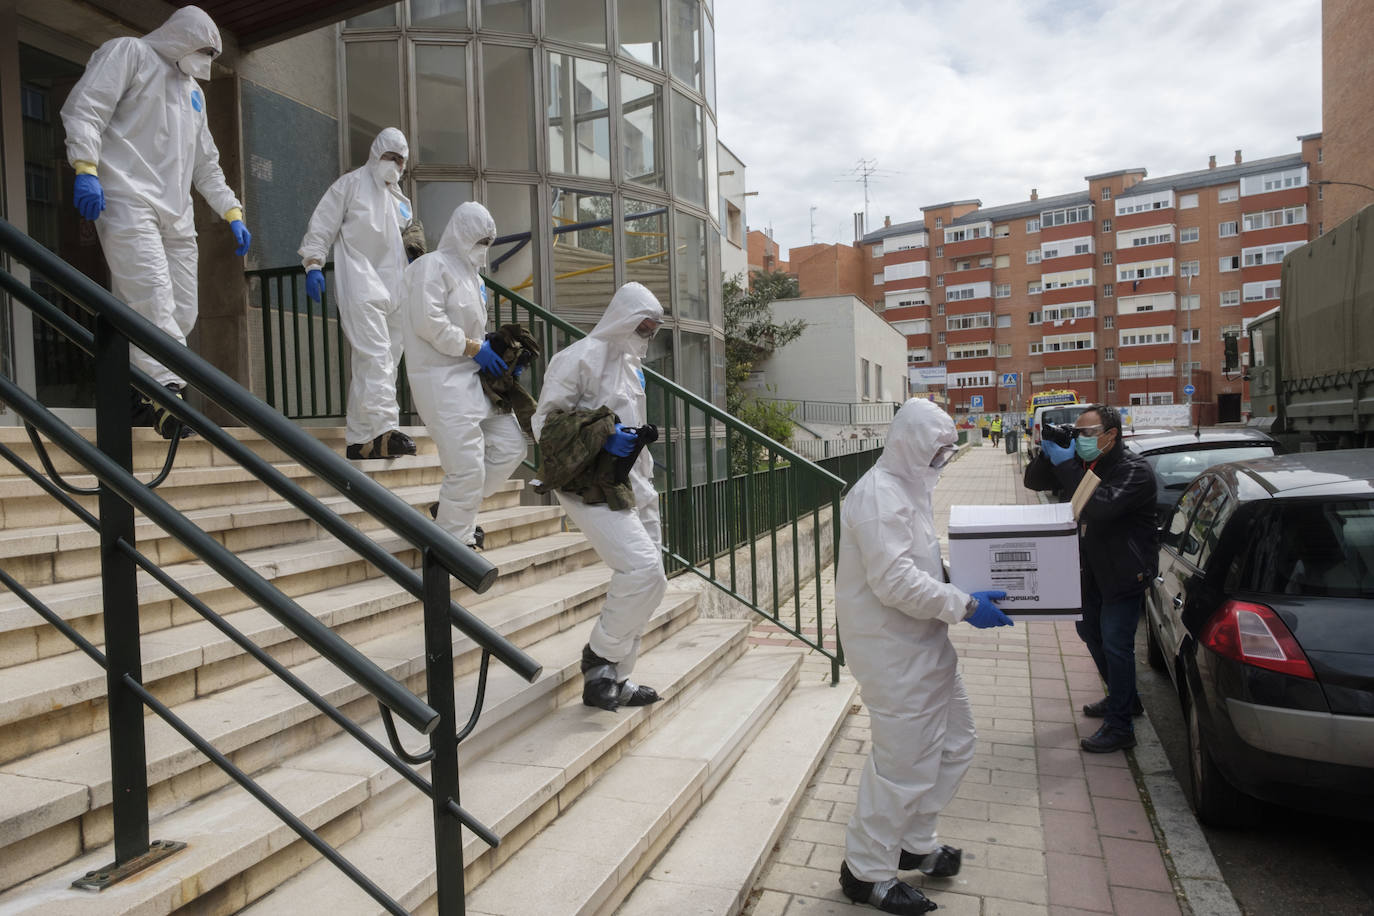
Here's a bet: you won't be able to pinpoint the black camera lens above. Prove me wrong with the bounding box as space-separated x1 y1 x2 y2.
1042 422 1079 448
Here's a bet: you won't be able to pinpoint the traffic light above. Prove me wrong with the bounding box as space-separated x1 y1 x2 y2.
1223 333 1239 372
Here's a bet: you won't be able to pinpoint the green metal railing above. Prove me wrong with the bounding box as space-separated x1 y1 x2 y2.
245 264 851 681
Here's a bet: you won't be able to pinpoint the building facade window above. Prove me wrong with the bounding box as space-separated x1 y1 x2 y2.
1180 226 1199 243
1218 255 1240 272
1218 220 1239 237
1181 293 1200 310
1104 314 1115 329
1179 193 1199 208
935 216 944 228
997 313 1012 327
1102 218 1112 232
996 343 1012 358
1241 167 1306 196
1220 290 1240 307
994 223 1010 238
1107 378 1117 393
1242 205 1306 232
1028 310 1041 324
1027 280 1042 294
1218 185 1239 203
1040 204 1091 227
1026 248 1042 265
1115 190 1172 215
1026 217 1040 233
1105 347 1115 361
1102 187 1112 200
1102 251 1114 265
1179 260 1200 277
1182 328 1201 343
994 283 1011 298
1102 282 1114 297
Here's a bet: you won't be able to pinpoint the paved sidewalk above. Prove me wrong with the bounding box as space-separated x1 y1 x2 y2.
743 443 1216 916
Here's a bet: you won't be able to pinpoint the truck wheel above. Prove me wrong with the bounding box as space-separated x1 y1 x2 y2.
1184 688 1253 827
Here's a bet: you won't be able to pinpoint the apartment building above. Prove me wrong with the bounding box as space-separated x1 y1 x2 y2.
864 144 1324 423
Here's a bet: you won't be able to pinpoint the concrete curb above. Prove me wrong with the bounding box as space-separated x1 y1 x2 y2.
1130 712 1243 916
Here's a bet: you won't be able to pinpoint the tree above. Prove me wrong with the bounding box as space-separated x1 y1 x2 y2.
724 270 806 468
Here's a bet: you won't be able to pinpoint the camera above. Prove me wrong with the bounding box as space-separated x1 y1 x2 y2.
1041 421 1080 449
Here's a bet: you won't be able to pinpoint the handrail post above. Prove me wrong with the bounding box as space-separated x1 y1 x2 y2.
94 316 151 864
424 548 466 915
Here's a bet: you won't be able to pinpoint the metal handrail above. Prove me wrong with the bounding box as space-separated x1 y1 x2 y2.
483 278 849 683
0 215 542 913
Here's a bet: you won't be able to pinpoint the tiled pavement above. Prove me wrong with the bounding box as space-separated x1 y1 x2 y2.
742 443 1211 916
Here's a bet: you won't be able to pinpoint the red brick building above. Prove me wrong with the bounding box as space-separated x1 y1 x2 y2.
864 146 1324 423
1321 0 1374 231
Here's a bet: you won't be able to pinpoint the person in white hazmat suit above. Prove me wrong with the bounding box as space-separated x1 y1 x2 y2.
60 5 251 438
837 398 1012 915
299 127 418 460
531 282 667 712
400 201 525 549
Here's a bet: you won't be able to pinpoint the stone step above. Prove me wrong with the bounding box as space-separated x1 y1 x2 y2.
0 501 567 668
615 667 859 916
0 477 524 591
236 616 760 916
464 647 802 916
0 595 720 913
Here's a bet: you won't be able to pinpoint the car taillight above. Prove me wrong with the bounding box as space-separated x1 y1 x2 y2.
1200 599 1315 679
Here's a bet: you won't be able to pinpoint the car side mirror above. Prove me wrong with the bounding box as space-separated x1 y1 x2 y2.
1182 535 1201 556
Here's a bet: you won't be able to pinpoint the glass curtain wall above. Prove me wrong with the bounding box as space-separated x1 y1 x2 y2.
341 0 721 404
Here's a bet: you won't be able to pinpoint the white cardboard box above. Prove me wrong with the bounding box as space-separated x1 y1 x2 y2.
948 503 1082 621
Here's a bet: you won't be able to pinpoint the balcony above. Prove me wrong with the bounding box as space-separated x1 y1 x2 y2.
1031 366 1096 385
1118 361 1175 379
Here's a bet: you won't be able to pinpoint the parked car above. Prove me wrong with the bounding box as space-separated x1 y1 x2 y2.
1124 427 1280 525
1029 404 1088 455
1146 450 1374 825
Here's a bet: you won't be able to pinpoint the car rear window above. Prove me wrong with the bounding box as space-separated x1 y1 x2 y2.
1039 407 1086 429
1145 446 1276 489
1228 500 1374 598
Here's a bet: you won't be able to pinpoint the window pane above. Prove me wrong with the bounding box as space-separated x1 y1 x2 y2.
547 0 606 48
701 12 715 110
480 0 530 32
668 0 700 89
416 180 473 249
625 198 670 308
676 210 707 321
619 0 662 67
551 187 614 312
414 44 468 165
485 182 538 298
670 90 703 206
703 112 718 220
681 329 710 399
347 5 398 28
621 74 662 186
547 53 609 179
482 44 534 170
345 41 401 169
409 0 466 28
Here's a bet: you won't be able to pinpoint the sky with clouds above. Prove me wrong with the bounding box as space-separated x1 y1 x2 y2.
714 0 1321 253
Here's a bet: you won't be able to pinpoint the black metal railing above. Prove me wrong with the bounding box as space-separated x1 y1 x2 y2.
0 217 541 915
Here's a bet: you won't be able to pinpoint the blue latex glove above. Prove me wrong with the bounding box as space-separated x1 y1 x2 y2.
966 590 1013 628
473 339 508 377
1041 438 1075 466
73 174 105 221
305 269 326 303
230 220 252 257
604 422 637 457
512 361 525 379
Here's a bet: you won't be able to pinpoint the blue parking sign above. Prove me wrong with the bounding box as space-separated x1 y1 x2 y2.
970 395 984 410
1184 384 1196 396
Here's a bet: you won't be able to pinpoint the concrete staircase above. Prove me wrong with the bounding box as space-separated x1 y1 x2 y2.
0 425 855 915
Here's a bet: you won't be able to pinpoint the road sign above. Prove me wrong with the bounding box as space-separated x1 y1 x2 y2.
1001 373 1018 388
1183 384 1196 396
970 395 984 410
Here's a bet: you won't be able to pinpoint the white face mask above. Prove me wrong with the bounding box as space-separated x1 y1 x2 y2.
469 240 491 269
177 52 213 81
374 160 403 186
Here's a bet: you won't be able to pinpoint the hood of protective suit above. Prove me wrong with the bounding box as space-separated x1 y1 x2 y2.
876 398 956 484
368 127 409 182
142 6 222 62
589 282 664 358
439 201 497 271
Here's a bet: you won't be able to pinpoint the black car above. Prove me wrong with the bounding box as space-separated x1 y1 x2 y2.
1124 427 1281 525
1146 450 1374 825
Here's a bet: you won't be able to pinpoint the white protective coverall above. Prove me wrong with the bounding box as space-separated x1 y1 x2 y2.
837 397 976 883
60 6 243 388
400 202 526 546
531 282 667 675
299 128 413 448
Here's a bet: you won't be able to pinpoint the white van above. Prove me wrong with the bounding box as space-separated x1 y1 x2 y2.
1030 404 1089 455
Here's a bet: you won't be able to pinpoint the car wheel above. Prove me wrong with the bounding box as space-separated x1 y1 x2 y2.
1145 612 1167 671
1183 687 1253 827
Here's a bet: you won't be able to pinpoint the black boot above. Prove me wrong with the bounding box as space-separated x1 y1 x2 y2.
1082 695 1144 718
839 861 937 914
899 845 961 877
581 644 621 712
616 679 660 707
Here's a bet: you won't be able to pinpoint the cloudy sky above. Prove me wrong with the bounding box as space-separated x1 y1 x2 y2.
714 0 1321 253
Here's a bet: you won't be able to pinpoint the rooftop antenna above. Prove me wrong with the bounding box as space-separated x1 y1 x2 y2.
834 158 902 229
810 206 817 244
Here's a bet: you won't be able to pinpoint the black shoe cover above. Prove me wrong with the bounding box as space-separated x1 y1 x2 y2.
472 526 485 550
1080 723 1137 753
840 862 937 914
617 680 660 707
1083 695 1145 718
899 845 961 877
581 645 621 711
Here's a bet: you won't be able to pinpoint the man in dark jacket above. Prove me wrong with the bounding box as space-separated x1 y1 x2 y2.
1023 405 1157 753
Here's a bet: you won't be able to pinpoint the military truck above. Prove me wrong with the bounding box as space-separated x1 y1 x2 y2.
1246 204 1374 450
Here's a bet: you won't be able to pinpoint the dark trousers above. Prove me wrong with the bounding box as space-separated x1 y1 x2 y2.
1075 583 1144 731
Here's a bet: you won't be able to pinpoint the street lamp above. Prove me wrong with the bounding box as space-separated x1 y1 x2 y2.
1312 179 1374 194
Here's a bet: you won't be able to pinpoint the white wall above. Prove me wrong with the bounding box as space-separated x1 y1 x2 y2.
718 141 748 282
753 295 908 405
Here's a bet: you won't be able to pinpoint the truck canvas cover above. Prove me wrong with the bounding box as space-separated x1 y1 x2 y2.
1281 204 1374 381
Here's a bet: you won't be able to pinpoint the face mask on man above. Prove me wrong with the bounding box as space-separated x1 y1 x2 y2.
374 160 403 186
1075 435 1102 461
177 51 214 81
